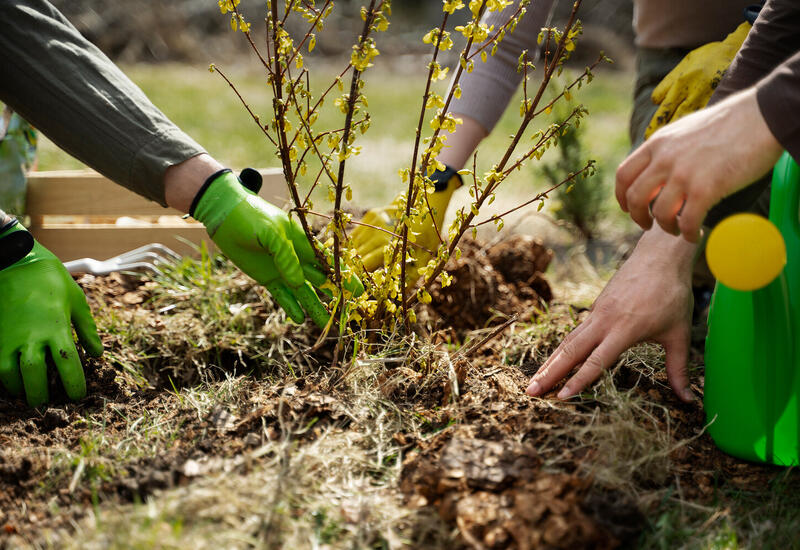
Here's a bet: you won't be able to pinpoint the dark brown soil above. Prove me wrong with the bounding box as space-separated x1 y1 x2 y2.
428 235 553 329
2 235 799 549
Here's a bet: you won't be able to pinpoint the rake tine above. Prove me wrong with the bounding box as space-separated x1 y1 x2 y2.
110 251 173 267
115 261 165 276
63 244 181 275
111 244 181 264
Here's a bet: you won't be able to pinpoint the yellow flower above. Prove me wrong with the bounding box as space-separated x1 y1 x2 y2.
218 0 240 14
443 0 465 14
351 40 380 71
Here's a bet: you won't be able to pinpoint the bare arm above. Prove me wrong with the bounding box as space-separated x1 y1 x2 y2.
163 154 225 213
436 114 489 170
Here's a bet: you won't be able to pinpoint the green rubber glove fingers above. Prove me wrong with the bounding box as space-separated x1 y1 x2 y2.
646 21 751 139
350 166 463 283
71 287 105 357
0 224 102 407
282 216 364 298
193 170 333 328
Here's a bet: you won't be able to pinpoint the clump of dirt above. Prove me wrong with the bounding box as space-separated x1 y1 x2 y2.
395 358 652 550
486 235 553 285
401 427 616 549
76 271 153 308
428 236 553 329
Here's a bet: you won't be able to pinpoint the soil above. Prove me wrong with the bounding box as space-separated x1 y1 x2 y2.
1 235 799 548
428 235 553 329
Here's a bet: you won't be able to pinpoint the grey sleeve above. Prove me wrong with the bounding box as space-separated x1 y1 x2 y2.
448 0 554 133
0 0 205 206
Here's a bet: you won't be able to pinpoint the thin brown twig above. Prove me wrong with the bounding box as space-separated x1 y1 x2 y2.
331 0 381 330
409 0 586 309
266 0 330 272
397 10 452 328
233 5 270 71
493 103 587 186
466 4 526 60
283 0 333 69
456 315 518 359
414 2 490 184
301 210 435 254
494 1 582 173
472 160 595 228
531 58 604 118
212 66 278 148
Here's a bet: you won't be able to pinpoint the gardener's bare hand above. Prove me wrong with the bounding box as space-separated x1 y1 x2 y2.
617 88 782 242
526 227 697 402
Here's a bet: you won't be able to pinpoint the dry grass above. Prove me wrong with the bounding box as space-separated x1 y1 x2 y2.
93 251 320 392
5 250 800 550
575 372 688 492
60 410 443 549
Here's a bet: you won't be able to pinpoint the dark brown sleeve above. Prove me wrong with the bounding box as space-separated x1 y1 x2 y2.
756 51 800 159
710 0 800 157
704 0 800 226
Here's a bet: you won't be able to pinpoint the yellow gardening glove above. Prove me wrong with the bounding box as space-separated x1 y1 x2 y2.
351 166 462 283
645 22 751 139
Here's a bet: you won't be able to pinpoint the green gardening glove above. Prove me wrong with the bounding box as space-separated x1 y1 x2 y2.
192 169 361 328
0 220 103 407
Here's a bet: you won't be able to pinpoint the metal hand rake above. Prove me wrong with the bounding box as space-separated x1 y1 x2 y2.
63 243 181 275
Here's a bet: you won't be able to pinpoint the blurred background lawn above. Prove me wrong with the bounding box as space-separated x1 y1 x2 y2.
37 59 634 227
30 0 638 254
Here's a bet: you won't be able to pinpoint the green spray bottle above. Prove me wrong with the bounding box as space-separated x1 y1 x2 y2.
704 152 800 465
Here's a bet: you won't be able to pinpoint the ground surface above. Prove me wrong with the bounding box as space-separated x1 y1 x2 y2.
2 235 800 549
8 47 800 549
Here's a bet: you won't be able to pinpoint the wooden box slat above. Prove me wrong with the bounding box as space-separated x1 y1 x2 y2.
33 224 212 262
25 168 289 262
26 168 288 217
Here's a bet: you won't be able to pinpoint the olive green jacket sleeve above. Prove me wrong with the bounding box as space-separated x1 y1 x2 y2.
0 0 205 206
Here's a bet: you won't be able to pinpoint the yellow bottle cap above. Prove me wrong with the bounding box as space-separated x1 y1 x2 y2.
706 213 786 291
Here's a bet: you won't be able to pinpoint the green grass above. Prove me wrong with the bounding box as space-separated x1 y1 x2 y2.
639 472 800 549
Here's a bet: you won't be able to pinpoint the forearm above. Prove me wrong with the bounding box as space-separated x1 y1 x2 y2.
0 0 205 206
629 224 698 279
164 154 225 213
0 209 12 228
436 115 489 170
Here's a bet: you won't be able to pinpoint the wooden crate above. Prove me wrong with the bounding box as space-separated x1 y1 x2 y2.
26 168 288 261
